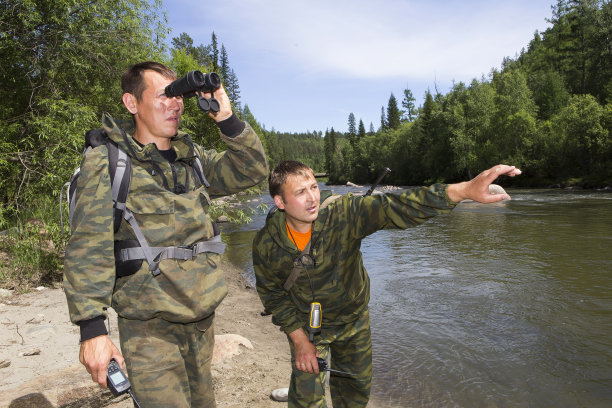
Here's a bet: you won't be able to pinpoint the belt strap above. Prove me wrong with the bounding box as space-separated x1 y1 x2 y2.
283 240 312 292
122 207 161 275
118 235 226 264
121 207 224 276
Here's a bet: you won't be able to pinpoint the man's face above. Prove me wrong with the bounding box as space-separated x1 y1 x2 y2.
274 172 320 232
126 70 183 141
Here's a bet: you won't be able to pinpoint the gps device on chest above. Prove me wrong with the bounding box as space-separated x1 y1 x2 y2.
308 302 322 341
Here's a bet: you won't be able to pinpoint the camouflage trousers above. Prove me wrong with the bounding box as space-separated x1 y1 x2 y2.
117 313 216 408
288 309 372 408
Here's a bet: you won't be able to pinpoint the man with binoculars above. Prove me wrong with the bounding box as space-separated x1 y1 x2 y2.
63 61 268 407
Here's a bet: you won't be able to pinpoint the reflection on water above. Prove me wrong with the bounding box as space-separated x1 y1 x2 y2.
221 188 612 408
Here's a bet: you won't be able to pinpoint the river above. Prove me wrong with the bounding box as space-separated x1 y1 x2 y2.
219 186 612 408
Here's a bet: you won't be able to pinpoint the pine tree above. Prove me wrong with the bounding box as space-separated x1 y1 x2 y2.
347 113 357 146
220 45 230 80
402 88 417 121
380 106 387 131
227 68 242 112
387 93 401 129
210 32 219 71
352 119 369 182
358 119 366 140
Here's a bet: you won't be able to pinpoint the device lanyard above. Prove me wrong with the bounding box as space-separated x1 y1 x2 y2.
287 223 321 342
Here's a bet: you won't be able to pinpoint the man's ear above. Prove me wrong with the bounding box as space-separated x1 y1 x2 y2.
122 93 138 114
273 195 285 210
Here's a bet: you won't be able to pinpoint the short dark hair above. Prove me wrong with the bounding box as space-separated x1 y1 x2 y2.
269 160 314 198
121 61 177 100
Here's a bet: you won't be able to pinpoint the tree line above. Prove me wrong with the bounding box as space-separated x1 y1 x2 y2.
264 0 612 188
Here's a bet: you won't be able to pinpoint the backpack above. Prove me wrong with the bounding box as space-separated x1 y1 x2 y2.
60 129 225 277
61 129 129 234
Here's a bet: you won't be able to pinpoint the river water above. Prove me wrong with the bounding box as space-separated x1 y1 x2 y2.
219 186 612 408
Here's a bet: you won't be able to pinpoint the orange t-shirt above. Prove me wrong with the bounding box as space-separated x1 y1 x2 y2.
286 223 312 251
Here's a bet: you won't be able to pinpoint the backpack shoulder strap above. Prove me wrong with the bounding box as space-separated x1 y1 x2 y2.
191 153 210 188
183 136 210 188
64 129 109 233
283 240 312 292
79 129 132 233
106 141 131 233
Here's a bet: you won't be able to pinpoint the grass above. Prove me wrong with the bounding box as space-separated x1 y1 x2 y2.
0 218 67 292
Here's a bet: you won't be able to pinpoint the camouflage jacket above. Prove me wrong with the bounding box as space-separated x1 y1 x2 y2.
253 186 457 335
64 113 268 327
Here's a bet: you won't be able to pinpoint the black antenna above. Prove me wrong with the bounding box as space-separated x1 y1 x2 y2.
365 168 391 196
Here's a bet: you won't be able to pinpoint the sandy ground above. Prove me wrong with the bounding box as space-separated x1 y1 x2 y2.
0 261 296 407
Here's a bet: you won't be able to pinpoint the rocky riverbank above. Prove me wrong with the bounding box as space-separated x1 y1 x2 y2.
0 261 292 408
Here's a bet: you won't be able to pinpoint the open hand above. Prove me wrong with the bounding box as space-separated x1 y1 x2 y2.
447 164 522 203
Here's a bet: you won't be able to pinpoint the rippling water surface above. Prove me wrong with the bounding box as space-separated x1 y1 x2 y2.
221 187 612 408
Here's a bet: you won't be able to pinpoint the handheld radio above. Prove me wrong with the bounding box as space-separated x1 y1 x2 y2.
107 359 142 408
316 357 355 376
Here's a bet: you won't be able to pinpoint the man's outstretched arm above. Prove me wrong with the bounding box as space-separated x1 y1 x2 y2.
447 164 521 203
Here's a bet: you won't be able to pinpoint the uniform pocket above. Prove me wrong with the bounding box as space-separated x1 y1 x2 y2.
128 192 174 215
173 187 215 244
126 192 175 246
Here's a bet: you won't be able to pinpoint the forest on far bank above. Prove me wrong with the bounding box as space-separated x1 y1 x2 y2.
267 0 612 188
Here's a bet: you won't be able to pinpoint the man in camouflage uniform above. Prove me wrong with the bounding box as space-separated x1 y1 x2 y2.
253 160 521 407
63 61 268 407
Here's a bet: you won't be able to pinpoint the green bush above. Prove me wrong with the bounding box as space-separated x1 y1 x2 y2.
0 218 67 292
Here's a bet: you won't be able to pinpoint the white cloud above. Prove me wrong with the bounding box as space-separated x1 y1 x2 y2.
165 0 553 131
176 0 551 81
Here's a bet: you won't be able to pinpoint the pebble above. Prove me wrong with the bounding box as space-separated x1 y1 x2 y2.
0 288 13 297
19 349 41 357
26 314 46 324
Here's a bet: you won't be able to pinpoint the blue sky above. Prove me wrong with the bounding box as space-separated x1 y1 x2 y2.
162 0 554 134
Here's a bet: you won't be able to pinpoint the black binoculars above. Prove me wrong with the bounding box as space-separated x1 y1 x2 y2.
165 70 221 113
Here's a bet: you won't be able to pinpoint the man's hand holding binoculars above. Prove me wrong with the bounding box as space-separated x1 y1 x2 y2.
164 70 232 120
204 84 232 122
